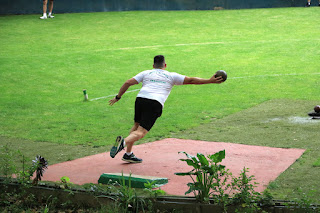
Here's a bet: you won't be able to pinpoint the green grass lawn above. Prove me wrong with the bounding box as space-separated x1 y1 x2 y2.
0 7 320 201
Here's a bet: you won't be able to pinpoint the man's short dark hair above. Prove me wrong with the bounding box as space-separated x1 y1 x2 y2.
154 55 165 68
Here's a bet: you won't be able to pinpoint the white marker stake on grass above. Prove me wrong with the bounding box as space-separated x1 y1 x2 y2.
83 89 88 101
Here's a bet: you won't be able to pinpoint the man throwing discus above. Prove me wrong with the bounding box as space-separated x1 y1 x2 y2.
109 55 224 163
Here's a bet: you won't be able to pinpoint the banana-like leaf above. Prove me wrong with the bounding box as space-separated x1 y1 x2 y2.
208 150 225 163
180 158 200 169
185 182 196 195
178 151 199 164
197 153 209 166
175 172 192 176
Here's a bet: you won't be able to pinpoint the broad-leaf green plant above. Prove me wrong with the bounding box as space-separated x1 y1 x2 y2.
144 181 166 198
175 150 232 205
60 176 73 190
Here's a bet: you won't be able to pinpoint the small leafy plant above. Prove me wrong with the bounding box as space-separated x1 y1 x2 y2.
60 176 73 189
231 167 263 212
114 173 146 213
288 187 319 212
144 181 166 212
144 181 166 198
0 144 17 179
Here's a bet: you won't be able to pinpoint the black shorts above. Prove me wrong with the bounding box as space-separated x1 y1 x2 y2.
134 97 162 131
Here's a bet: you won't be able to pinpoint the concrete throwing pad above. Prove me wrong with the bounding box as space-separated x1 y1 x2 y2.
41 138 305 196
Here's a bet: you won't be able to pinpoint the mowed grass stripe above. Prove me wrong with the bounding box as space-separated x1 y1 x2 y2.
1 38 320 58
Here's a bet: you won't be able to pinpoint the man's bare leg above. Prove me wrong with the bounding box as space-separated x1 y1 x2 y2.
129 122 140 134
125 124 148 153
110 122 148 163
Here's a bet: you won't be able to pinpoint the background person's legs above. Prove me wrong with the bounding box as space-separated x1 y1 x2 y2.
40 0 48 19
48 0 54 17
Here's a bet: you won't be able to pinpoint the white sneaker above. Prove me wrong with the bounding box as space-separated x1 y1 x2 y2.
48 14 54 18
40 15 47 19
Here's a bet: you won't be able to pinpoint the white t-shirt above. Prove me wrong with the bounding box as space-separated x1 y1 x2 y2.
133 69 185 106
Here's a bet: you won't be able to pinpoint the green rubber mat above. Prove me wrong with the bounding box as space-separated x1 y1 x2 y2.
98 173 168 188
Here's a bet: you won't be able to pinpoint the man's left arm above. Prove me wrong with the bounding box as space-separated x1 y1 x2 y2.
109 78 139 106
183 75 223 85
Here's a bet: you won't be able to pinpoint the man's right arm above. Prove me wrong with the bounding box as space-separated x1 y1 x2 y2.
183 75 223 85
117 78 139 97
109 78 138 106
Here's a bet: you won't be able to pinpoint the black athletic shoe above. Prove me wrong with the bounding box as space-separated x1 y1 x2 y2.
306 3 311 6
122 153 143 163
308 111 320 118
110 136 125 158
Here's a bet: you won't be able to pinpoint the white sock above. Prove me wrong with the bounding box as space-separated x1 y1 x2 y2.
126 152 133 156
43 13 47 17
49 12 52 16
